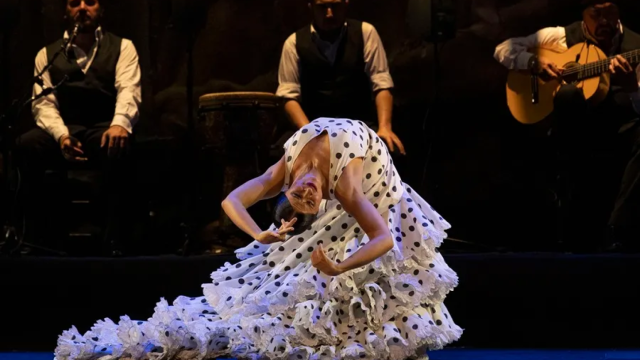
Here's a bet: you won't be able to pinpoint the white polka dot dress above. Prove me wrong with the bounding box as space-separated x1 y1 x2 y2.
53 118 462 360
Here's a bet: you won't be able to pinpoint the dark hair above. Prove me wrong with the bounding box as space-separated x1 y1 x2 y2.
273 194 317 236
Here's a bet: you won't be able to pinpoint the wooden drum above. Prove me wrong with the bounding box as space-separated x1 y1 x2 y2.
196 92 281 243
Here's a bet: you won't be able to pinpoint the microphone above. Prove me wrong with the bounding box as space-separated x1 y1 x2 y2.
64 23 82 56
528 55 539 105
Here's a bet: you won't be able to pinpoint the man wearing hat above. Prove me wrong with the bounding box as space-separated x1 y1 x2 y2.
493 1 640 252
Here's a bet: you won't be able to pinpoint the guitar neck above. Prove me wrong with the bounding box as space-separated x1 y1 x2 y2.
577 49 640 80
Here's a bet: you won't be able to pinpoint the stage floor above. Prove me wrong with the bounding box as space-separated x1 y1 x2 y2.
3 350 640 360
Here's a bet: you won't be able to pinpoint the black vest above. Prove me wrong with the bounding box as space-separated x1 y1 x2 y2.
296 19 375 126
46 31 122 127
564 21 640 124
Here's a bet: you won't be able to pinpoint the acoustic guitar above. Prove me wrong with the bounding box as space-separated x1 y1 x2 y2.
506 42 640 124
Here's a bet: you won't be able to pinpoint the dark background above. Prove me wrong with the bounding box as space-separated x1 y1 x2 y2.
2 0 640 252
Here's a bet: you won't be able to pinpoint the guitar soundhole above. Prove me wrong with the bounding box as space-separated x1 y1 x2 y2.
561 62 580 84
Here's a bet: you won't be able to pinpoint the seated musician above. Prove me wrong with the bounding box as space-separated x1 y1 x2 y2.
15 0 141 256
276 0 406 155
493 0 640 252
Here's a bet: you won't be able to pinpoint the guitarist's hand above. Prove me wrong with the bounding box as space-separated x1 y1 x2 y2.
610 55 639 93
537 56 563 79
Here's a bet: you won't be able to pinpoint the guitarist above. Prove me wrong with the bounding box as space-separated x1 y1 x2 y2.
494 0 640 252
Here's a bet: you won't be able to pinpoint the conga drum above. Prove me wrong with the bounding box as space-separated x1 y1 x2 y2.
196 92 281 244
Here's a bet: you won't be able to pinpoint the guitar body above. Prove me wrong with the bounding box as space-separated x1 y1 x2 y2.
506 43 610 124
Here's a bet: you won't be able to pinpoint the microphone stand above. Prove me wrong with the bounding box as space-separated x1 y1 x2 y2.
0 33 76 256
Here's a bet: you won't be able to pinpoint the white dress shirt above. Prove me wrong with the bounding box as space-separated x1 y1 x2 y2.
32 26 142 142
276 21 394 100
493 22 640 114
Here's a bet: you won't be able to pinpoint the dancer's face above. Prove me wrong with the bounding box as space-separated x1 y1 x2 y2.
286 173 322 214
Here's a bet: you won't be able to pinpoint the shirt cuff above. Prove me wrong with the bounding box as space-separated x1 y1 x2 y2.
50 126 70 144
515 52 535 70
111 115 134 133
371 73 394 92
276 83 301 100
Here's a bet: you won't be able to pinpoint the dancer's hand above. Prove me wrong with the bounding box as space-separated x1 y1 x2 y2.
311 245 343 276
255 218 297 244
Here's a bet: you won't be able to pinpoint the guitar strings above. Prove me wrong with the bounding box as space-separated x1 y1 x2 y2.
560 49 640 76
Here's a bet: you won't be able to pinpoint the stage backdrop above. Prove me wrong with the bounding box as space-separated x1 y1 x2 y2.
2 0 639 251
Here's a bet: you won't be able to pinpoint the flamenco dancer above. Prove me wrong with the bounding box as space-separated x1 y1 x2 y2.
55 118 462 360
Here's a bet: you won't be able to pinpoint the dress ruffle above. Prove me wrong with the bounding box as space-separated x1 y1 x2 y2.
54 183 462 360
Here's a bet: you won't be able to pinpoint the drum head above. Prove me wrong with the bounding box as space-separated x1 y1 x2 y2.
199 92 281 109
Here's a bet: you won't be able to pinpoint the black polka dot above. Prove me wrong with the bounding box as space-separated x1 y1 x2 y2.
325 225 331 231
374 191 380 197
307 247 314 252
349 153 355 158
366 173 372 179
332 132 337 137
342 223 348 229
336 153 342 159
372 156 378 162
269 261 276 267
331 236 338 242
279 246 285 251
238 279 245 285
344 142 350 148
378 168 383 175
302 129 308 133
414 269 420 275
412 324 419 330
287 156 292 162
296 253 302 259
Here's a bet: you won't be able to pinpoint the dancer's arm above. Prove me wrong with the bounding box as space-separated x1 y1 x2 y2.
312 158 393 275
221 156 286 240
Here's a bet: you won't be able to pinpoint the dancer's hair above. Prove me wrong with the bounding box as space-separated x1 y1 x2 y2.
273 193 317 236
